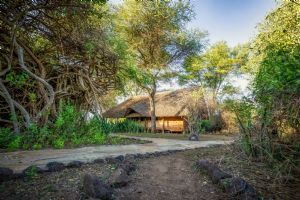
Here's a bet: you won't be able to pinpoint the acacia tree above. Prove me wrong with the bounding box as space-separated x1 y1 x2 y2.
179 41 246 129
0 0 118 132
116 0 206 132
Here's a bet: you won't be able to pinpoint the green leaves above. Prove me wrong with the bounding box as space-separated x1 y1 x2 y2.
5 71 29 88
180 41 238 95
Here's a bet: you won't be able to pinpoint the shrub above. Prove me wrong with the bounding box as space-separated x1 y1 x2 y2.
110 119 144 133
0 128 15 149
1 103 142 151
32 143 42 150
198 120 213 133
7 136 21 151
53 138 65 149
92 132 107 144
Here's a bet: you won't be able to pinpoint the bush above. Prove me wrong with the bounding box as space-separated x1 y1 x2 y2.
0 103 117 151
53 138 65 149
7 136 21 151
198 120 213 133
110 119 144 133
0 128 15 149
0 104 146 151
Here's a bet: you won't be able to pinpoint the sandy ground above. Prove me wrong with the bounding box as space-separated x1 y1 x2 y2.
115 153 226 200
1 145 298 200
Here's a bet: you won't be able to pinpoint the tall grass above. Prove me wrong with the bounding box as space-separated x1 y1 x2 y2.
109 118 145 133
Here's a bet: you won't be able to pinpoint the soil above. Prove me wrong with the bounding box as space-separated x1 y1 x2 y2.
114 152 226 200
1 144 299 200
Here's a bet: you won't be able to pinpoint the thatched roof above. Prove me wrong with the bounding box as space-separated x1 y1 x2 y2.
103 88 195 118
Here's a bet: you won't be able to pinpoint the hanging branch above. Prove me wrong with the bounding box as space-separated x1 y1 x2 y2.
16 42 55 121
0 79 20 133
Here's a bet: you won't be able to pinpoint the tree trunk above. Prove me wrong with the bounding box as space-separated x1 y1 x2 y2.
0 79 20 134
149 88 156 133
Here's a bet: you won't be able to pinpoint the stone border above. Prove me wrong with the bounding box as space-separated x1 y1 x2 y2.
0 148 185 182
196 160 259 200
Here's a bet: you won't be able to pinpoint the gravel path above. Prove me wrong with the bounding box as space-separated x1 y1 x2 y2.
0 136 233 173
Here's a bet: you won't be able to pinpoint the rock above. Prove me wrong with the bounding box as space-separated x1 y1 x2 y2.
220 177 259 200
119 161 136 175
188 133 199 141
143 153 151 158
196 160 232 183
106 156 123 164
153 152 161 157
83 173 113 200
115 155 125 162
211 168 232 184
105 157 117 164
67 161 83 168
196 160 218 173
109 167 130 188
46 162 65 172
125 154 135 161
0 167 13 182
133 153 143 159
94 158 105 164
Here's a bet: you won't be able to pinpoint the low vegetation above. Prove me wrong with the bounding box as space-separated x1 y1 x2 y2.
0 103 145 151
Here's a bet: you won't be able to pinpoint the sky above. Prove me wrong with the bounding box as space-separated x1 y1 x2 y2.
188 0 277 47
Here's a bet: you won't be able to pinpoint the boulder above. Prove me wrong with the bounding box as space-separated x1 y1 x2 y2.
220 177 259 200
211 168 232 184
46 162 65 172
108 167 130 188
133 153 143 159
115 155 125 162
94 158 105 164
196 160 232 183
189 133 199 141
67 161 83 168
0 167 13 182
83 173 113 200
125 154 135 161
196 160 218 173
119 161 136 175
106 156 124 164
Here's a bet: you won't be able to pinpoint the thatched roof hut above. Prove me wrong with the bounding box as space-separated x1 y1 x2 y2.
103 88 203 133
103 89 195 118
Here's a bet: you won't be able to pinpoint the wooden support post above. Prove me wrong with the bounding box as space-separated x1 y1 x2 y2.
162 118 165 134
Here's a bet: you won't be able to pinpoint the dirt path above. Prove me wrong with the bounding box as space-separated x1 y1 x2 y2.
0 136 232 173
115 153 226 200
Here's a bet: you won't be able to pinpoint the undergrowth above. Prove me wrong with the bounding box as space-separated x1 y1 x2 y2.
0 103 144 151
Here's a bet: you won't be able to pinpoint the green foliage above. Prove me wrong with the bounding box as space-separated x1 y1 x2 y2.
0 103 128 151
7 136 21 151
198 120 213 133
110 119 145 133
0 128 15 149
180 41 238 92
32 143 42 150
24 166 39 180
240 136 253 156
250 1 300 139
5 71 29 88
53 138 65 149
